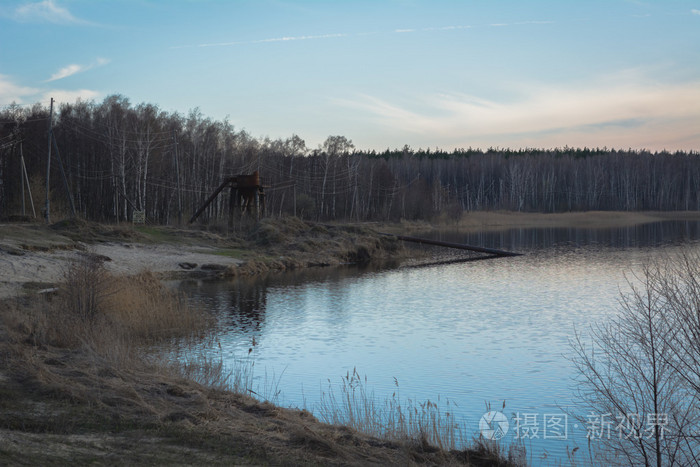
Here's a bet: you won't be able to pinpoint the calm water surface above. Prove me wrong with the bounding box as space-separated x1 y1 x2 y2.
177 220 700 465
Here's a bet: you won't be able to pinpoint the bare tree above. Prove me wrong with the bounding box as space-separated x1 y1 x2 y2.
571 252 700 466
319 135 354 219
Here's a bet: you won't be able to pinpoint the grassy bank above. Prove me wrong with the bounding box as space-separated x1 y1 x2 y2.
0 252 517 465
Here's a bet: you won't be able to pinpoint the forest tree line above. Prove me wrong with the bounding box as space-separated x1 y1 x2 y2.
1 95 699 224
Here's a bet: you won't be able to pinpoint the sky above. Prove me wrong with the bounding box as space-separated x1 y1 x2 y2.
1 0 699 152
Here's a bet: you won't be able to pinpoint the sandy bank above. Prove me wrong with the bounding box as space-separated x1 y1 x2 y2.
0 241 244 299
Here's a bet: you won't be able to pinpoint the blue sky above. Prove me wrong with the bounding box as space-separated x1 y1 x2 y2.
1 0 699 151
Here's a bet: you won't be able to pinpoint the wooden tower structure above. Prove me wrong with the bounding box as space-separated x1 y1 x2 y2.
188 171 265 225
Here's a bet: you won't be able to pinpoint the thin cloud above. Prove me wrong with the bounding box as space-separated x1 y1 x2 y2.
173 20 551 49
334 94 437 131
47 64 83 82
12 0 89 25
0 75 100 108
692 9 700 15
46 58 110 82
486 21 554 27
187 33 347 49
45 89 101 104
252 33 346 44
423 25 473 31
334 75 700 151
0 75 39 105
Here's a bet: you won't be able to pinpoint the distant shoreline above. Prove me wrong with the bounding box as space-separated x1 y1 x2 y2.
392 210 700 233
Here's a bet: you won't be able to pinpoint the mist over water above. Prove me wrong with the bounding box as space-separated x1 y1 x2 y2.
177 220 700 465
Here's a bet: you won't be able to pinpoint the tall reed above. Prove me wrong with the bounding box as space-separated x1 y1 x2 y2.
317 367 466 451
168 338 255 395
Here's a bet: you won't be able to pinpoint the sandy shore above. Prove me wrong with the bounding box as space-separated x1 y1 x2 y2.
0 240 243 299
0 216 397 299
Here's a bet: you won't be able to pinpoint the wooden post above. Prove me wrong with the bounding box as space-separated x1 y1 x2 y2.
188 178 232 224
254 189 260 220
228 184 236 228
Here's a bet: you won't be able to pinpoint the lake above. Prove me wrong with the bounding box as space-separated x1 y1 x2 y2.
175 220 700 465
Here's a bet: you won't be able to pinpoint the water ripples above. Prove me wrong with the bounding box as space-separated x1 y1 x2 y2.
178 221 700 465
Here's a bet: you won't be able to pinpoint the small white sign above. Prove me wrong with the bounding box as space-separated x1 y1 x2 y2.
133 210 145 224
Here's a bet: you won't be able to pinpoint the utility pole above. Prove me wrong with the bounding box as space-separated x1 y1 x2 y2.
19 143 25 216
44 97 53 224
172 130 182 225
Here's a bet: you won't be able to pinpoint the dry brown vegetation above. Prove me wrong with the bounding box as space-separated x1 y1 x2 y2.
0 255 516 466
246 217 405 268
11 255 209 353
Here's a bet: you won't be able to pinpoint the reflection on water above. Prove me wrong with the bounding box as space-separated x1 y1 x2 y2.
177 220 700 465
181 262 402 338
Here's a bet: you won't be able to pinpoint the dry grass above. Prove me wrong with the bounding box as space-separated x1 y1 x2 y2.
5 255 211 365
252 218 405 268
103 272 209 342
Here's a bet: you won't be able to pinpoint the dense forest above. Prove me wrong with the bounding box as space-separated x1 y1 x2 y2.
1 95 699 224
